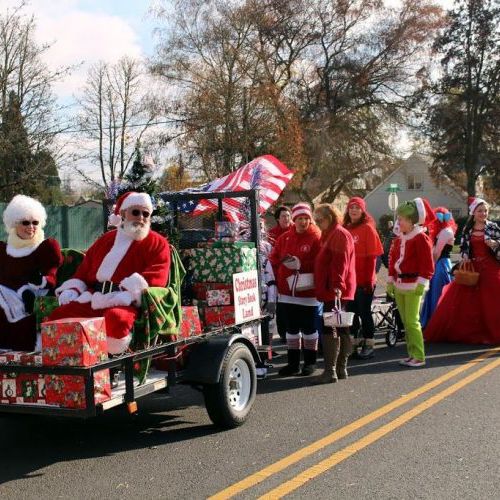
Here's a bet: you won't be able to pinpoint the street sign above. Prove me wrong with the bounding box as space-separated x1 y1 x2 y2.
388 192 399 211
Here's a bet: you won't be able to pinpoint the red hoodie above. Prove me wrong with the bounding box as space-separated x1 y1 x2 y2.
314 223 356 302
346 222 383 288
269 224 321 304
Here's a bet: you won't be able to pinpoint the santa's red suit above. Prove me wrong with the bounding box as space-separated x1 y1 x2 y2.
49 227 170 354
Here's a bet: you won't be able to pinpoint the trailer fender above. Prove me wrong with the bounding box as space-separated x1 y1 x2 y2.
181 334 261 385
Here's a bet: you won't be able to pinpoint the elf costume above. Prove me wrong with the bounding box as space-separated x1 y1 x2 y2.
388 198 434 367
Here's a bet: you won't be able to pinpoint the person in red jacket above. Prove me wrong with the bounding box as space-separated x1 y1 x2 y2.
267 205 292 245
387 198 435 368
312 204 356 384
343 197 383 359
269 203 322 376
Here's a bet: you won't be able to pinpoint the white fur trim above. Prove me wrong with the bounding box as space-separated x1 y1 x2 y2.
469 197 487 215
120 193 153 212
96 229 134 282
108 213 122 227
75 291 92 303
91 291 133 310
414 198 426 225
394 282 418 290
394 226 425 275
0 284 28 322
417 277 429 286
3 195 47 230
56 278 87 296
120 272 149 305
106 334 132 355
6 242 43 257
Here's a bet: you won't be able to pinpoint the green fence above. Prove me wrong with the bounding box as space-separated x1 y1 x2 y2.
0 204 104 251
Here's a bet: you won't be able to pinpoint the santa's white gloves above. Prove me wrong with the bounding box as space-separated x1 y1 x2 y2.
283 256 301 270
58 289 79 305
91 291 133 310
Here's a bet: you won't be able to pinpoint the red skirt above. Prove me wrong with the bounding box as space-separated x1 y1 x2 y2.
424 254 500 345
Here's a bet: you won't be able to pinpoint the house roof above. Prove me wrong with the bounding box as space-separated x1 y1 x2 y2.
364 153 468 203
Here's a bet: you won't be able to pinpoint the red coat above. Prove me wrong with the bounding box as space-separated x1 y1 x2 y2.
346 222 383 287
388 227 434 290
268 223 292 245
269 224 321 300
314 224 356 302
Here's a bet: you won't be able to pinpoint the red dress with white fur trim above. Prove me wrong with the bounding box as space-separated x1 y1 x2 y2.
49 228 170 354
388 227 434 290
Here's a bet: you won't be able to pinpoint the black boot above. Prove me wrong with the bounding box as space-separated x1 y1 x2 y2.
278 349 301 376
301 349 317 376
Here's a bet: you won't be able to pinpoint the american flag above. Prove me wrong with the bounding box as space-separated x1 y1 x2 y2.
177 155 293 221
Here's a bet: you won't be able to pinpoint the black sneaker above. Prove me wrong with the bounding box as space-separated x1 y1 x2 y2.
278 364 301 376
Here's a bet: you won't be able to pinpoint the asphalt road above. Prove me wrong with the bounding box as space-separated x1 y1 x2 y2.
1 337 499 500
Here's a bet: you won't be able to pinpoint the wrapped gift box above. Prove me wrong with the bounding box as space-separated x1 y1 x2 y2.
179 306 203 338
206 289 232 306
202 305 235 328
0 351 45 405
41 317 111 409
185 245 257 282
192 282 233 301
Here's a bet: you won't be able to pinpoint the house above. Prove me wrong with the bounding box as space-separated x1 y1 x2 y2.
364 154 468 224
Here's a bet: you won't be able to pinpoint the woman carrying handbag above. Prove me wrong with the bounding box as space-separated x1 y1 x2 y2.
424 198 500 344
312 204 356 384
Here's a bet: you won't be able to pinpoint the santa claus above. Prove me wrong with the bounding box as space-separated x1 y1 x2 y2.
49 192 171 354
0 195 63 351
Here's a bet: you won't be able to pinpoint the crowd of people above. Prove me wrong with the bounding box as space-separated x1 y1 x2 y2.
265 195 500 382
0 190 499 383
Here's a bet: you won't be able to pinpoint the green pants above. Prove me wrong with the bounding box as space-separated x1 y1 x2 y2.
394 289 425 361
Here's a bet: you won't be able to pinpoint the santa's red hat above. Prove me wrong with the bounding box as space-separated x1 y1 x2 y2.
468 196 487 215
414 197 436 227
108 192 153 227
291 202 312 221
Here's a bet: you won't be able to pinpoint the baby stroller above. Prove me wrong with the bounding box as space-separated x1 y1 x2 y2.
371 295 405 347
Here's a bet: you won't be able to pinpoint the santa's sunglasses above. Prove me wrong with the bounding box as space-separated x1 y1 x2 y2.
20 220 39 226
130 209 150 218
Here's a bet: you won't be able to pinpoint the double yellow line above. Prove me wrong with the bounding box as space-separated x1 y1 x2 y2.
211 347 500 500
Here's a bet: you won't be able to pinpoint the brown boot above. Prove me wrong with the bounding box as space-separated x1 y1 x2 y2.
312 334 339 384
336 329 352 380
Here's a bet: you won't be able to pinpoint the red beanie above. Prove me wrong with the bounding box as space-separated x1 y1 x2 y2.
347 197 366 212
291 202 312 221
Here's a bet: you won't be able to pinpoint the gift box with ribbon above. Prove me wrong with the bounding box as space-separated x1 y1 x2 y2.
41 317 111 409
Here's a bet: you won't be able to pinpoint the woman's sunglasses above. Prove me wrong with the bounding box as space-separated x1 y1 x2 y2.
20 220 39 226
130 209 150 218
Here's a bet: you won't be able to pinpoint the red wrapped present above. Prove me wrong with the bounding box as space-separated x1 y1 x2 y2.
206 289 232 306
179 306 203 338
203 305 235 328
192 282 232 301
0 351 45 405
41 317 111 409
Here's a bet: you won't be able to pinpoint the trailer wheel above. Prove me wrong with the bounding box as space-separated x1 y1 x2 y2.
203 343 256 428
385 327 398 347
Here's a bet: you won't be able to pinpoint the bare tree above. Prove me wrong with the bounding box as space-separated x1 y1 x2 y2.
76 57 161 188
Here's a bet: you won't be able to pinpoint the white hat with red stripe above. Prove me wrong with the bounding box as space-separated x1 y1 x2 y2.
291 202 312 221
108 192 153 227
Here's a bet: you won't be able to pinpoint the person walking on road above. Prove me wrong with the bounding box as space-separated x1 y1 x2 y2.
269 203 322 376
420 207 457 329
387 198 435 368
424 198 500 344
312 204 356 384
343 197 383 359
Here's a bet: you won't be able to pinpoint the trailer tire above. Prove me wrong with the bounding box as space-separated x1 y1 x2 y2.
203 343 256 428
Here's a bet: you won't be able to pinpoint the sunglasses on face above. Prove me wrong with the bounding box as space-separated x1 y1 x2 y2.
20 220 39 226
130 209 150 218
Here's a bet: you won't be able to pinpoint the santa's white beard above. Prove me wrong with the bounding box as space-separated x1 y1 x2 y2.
121 220 150 240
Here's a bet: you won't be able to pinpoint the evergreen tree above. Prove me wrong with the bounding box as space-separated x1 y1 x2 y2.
113 145 173 238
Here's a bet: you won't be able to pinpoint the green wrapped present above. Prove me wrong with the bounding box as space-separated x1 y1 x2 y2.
211 241 255 249
185 246 257 282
